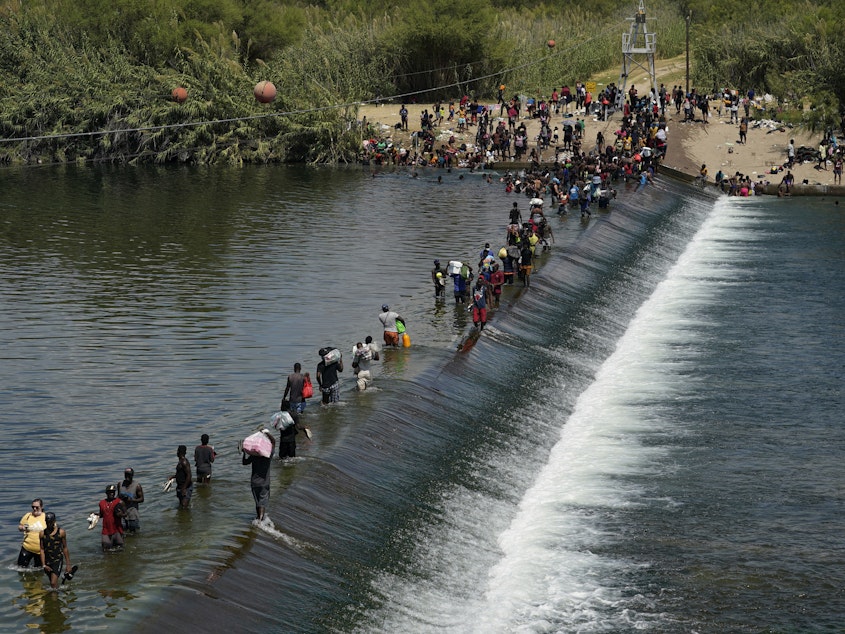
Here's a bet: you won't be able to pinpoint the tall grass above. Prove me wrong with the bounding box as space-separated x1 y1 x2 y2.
692 1 844 129
0 0 839 165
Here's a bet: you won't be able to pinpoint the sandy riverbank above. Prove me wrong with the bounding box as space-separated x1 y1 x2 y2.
357 102 840 191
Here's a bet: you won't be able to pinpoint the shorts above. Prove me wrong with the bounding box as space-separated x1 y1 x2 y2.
251 484 270 508
177 484 193 504
102 531 125 550
321 382 340 403
383 331 400 347
521 265 533 275
279 441 296 459
124 518 140 532
472 307 487 323
356 369 372 391
43 559 63 578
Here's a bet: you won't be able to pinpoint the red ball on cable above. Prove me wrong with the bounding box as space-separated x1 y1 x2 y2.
254 81 277 104
171 86 188 103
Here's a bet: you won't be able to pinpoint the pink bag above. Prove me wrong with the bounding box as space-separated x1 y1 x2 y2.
242 430 274 457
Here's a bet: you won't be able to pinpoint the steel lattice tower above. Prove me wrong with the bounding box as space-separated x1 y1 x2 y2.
617 0 658 107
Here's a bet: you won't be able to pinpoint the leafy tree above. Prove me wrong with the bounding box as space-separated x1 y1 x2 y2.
386 0 495 98
240 1 306 61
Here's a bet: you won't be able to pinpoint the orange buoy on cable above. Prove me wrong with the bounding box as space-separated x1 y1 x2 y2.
547 39 556 48
254 81 277 104
171 86 188 103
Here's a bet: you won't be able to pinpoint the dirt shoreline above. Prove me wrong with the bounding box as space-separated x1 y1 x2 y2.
358 103 844 195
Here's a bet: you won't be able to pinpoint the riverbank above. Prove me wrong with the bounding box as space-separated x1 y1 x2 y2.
357 103 845 195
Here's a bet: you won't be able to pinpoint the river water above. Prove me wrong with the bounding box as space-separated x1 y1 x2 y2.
1 164 843 633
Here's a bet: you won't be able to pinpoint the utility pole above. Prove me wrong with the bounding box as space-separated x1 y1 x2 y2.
685 10 691 95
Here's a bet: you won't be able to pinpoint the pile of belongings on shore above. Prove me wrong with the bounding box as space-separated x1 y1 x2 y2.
751 118 791 133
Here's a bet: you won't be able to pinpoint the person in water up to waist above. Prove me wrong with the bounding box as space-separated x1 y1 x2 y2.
194 434 216 484
316 347 343 405
117 467 144 533
378 304 405 347
17 498 46 568
39 512 72 589
171 445 193 509
431 260 446 299
98 484 126 551
352 336 380 391
282 362 307 414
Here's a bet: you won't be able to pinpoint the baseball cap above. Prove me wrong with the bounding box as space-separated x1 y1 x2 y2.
382 304 389 311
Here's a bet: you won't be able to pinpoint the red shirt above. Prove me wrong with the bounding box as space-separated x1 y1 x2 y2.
99 498 125 535
490 270 505 293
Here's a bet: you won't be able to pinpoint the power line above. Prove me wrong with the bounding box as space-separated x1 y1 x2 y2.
0 22 623 148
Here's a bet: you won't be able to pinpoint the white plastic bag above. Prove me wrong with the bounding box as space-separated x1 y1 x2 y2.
271 411 295 431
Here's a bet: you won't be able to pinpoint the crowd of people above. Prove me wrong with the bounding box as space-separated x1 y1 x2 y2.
668 85 844 194
363 79 845 201
15 436 217 589
360 77 672 173
15 83 674 590
234 316 393 520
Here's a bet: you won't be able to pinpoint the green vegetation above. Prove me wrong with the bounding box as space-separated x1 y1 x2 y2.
689 0 845 131
0 0 841 165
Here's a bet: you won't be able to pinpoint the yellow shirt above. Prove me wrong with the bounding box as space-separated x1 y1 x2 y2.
20 512 46 553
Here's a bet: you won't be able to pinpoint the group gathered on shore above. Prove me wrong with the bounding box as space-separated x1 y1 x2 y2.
361 81 670 174
360 80 844 197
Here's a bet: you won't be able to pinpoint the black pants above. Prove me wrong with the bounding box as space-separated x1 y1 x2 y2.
18 547 43 568
279 441 296 458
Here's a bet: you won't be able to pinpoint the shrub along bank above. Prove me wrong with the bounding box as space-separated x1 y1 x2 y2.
0 0 840 165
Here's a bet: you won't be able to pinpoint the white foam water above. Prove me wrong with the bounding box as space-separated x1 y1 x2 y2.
355 197 747 633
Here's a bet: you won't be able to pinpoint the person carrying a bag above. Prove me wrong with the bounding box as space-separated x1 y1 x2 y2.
281 362 307 414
